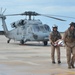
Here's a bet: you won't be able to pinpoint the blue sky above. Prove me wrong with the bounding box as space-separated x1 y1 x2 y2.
0 0 75 32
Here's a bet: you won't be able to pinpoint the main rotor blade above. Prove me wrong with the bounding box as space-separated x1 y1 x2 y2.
48 14 75 19
4 11 39 16
5 14 21 16
40 14 66 21
4 11 66 21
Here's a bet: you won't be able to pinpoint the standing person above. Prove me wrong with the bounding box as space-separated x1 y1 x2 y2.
63 22 75 69
50 25 62 64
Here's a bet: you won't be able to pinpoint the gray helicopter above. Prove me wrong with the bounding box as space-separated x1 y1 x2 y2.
0 10 66 46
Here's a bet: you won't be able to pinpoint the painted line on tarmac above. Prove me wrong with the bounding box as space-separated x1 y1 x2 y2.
26 61 40 65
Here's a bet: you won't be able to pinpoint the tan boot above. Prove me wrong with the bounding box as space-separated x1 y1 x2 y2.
71 63 75 68
68 64 71 69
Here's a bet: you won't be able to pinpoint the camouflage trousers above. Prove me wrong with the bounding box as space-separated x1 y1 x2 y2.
65 46 75 67
51 45 60 62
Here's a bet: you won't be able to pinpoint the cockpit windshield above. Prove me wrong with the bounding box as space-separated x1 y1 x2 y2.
44 24 50 31
33 25 40 32
33 25 50 32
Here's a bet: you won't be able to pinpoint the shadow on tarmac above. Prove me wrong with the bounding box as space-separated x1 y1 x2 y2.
10 41 51 47
19 43 50 47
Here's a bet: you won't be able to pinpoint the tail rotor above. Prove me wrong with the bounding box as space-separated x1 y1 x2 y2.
0 8 6 20
2 8 6 14
0 7 6 15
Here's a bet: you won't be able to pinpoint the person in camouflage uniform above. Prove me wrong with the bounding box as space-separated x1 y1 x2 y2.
63 22 75 69
50 25 62 64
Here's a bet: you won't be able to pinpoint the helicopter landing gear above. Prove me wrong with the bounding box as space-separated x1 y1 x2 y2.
43 41 48 46
20 40 24 44
7 39 11 43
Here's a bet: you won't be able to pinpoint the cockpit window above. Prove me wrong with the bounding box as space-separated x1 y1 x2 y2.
39 26 45 32
33 25 50 32
44 25 50 31
33 25 40 32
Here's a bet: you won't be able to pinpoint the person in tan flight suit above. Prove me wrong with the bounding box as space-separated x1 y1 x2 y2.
50 25 62 64
63 22 75 69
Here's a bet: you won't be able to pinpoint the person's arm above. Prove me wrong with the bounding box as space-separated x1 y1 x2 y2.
49 32 54 45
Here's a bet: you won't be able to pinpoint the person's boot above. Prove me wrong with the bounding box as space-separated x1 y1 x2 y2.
58 61 61 64
52 61 56 64
71 60 75 68
68 66 71 69
68 64 71 69
71 63 75 68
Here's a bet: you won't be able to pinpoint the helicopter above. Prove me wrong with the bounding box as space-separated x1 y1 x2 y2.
0 9 66 46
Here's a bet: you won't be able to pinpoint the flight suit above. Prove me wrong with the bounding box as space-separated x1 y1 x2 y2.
63 28 75 68
50 31 62 63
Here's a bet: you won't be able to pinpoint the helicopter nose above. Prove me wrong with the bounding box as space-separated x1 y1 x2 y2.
44 35 49 41
32 32 49 41
39 33 49 40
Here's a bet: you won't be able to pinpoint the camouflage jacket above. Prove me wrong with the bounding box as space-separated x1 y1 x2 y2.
63 28 75 47
50 31 62 43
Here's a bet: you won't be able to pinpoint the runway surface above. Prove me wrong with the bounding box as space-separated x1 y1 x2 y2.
0 35 75 75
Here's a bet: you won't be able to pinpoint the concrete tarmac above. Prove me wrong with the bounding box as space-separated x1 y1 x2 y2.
0 35 75 75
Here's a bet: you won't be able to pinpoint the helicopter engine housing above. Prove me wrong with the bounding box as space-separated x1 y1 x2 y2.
11 19 25 28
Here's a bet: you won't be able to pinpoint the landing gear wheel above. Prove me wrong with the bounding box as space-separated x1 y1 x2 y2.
7 39 10 43
43 41 48 46
20 40 24 44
